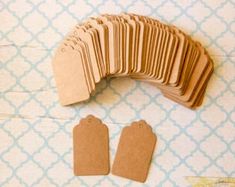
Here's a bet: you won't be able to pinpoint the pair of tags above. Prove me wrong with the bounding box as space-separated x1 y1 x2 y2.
52 13 213 109
73 115 157 183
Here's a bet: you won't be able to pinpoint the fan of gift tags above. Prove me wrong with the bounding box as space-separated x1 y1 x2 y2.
52 13 214 109
73 115 157 183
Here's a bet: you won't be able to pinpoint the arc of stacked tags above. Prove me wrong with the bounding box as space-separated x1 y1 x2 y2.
52 13 214 109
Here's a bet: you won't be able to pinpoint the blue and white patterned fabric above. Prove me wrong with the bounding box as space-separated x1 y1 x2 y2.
0 0 234 186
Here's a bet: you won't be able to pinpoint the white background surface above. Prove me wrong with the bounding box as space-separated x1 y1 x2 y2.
0 0 235 186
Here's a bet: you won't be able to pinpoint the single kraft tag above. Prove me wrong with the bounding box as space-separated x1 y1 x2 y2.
112 120 157 183
73 115 110 175
52 45 90 106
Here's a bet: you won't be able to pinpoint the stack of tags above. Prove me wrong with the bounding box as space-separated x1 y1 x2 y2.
52 13 214 109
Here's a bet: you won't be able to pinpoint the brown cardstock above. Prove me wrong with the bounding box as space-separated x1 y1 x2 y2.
112 120 157 183
52 13 213 109
52 44 90 106
73 115 110 175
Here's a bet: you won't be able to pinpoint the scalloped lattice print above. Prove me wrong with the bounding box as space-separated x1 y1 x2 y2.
0 0 235 186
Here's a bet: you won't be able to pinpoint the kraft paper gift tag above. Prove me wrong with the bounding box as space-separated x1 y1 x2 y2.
112 120 157 183
52 44 90 106
73 115 110 175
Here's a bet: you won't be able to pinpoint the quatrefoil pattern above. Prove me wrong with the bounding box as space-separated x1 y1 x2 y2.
0 0 234 186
